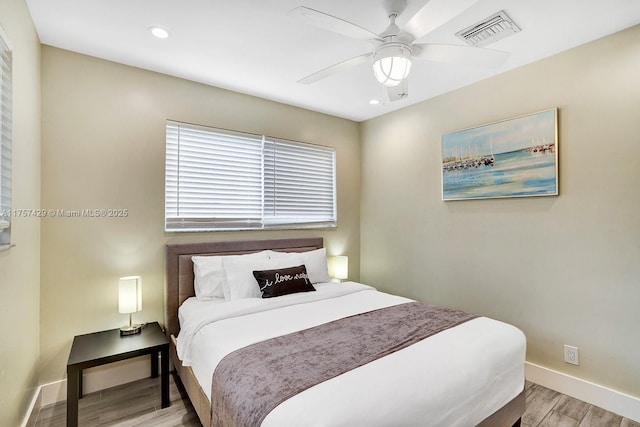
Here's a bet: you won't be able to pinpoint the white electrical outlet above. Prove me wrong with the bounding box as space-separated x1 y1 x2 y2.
564 345 579 365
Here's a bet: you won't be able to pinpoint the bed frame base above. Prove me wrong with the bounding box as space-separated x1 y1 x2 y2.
478 390 525 427
170 335 212 426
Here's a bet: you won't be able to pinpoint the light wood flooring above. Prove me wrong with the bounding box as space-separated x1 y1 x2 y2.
31 375 639 426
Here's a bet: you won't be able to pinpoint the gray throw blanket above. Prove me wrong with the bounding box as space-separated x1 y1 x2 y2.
211 301 477 427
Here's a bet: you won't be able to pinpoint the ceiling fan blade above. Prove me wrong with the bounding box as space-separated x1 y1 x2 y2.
413 43 509 68
404 0 479 41
298 53 372 85
289 6 382 41
384 79 409 103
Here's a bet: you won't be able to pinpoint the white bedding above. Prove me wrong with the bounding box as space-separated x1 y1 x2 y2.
177 282 526 427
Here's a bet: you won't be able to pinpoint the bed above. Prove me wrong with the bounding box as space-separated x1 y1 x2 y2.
166 237 526 427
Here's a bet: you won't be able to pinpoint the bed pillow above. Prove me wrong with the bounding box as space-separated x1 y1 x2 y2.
253 264 316 298
192 251 269 300
267 248 330 284
222 256 305 301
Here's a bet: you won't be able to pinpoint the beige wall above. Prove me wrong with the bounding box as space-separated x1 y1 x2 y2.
361 24 640 397
0 0 41 424
40 46 361 383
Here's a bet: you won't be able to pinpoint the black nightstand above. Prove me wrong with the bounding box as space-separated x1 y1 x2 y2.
66 321 170 427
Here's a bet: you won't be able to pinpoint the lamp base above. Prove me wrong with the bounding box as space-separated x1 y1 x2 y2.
120 324 142 336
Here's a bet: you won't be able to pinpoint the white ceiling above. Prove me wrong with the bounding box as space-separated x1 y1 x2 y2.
26 0 640 122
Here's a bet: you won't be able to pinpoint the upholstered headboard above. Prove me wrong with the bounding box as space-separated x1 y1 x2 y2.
165 237 324 338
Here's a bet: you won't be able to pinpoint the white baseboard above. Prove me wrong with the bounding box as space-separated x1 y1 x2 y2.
20 385 41 427
39 355 152 407
525 362 640 422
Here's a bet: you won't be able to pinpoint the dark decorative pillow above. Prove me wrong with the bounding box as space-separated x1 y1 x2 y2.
253 265 316 298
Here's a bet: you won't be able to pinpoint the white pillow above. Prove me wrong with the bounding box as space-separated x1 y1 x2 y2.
223 256 305 301
267 248 330 284
192 251 269 300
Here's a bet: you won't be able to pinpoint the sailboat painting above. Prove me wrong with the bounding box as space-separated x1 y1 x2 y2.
442 108 558 201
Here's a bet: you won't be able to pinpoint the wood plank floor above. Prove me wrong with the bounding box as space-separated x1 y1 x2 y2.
32 375 639 426
522 381 639 427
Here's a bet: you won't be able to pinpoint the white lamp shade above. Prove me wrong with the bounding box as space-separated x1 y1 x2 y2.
333 256 349 280
119 276 142 314
372 44 412 87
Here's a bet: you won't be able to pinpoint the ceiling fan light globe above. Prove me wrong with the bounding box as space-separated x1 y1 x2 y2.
373 56 412 86
372 44 412 87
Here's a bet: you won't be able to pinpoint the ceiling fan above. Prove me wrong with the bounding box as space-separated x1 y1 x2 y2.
289 0 510 102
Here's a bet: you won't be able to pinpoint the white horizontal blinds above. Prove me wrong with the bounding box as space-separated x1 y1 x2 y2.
263 138 336 227
165 121 336 231
0 28 11 240
165 122 264 231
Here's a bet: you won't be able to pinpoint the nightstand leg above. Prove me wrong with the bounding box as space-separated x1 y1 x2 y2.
78 369 83 398
67 367 79 427
151 350 159 378
160 347 170 408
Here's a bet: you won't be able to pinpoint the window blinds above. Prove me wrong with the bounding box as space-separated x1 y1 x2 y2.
0 27 12 245
263 138 336 227
165 121 336 231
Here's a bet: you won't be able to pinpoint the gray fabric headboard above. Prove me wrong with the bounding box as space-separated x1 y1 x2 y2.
165 237 324 338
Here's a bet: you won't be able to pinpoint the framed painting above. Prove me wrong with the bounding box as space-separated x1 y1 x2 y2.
442 108 558 201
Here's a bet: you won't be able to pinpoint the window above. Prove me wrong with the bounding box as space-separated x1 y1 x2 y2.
0 26 12 249
165 121 336 231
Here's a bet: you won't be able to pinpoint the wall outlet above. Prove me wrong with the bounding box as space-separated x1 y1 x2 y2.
564 344 579 365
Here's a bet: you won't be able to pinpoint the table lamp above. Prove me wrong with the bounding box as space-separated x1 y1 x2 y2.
119 276 142 335
332 256 349 282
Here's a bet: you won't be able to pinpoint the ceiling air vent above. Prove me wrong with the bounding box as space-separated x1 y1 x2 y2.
456 10 521 47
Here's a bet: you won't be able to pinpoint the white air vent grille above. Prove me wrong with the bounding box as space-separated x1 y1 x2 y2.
456 10 520 47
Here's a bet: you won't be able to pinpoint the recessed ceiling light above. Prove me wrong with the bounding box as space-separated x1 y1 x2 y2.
369 99 381 105
149 26 170 39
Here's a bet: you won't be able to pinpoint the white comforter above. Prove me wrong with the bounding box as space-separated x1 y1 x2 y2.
177 282 526 427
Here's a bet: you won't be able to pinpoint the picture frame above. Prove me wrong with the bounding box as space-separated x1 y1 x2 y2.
442 108 558 201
